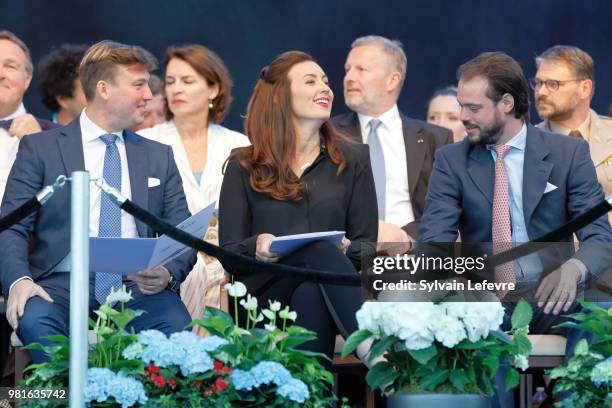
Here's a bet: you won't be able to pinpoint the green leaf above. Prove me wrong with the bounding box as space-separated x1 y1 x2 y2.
407 344 437 365
573 338 589 356
479 369 495 396
340 330 372 358
365 361 398 390
548 366 568 379
421 369 449 390
504 367 520 390
369 336 397 360
489 329 513 345
482 354 500 377
450 369 469 391
457 339 497 349
514 334 532 355
511 299 533 330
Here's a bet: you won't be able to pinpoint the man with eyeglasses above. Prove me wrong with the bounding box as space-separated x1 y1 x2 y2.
532 45 611 225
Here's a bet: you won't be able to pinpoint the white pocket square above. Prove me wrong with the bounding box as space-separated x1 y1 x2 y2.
148 177 160 188
544 182 558 194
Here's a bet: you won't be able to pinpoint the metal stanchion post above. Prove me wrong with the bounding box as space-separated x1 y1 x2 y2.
69 171 89 408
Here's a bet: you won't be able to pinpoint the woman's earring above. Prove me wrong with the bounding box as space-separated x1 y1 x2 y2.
208 100 214 109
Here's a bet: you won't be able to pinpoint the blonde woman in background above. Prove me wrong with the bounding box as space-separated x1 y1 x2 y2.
138 45 249 328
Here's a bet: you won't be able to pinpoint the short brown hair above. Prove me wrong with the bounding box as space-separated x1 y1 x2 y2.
0 30 33 74
457 51 530 121
79 40 157 101
536 45 595 95
164 45 233 124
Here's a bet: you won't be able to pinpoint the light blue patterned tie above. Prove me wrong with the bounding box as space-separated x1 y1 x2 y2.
367 119 386 220
95 134 123 304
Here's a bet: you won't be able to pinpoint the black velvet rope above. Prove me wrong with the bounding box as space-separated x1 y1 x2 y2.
0 197 41 233
119 197 610 284
120 200 362 285
488 198 611 266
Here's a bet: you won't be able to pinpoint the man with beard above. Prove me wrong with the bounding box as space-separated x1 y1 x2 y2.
533 45 611 224
419 51 611 408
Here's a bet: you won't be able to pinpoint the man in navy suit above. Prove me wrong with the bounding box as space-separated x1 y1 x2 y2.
0 40 196 363
419 52 611 407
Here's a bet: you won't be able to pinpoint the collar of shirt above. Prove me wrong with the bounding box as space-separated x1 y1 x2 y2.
0 103 26 121
486 123 527 155
357 104 401 142
548 112 591 140
79 109 124 144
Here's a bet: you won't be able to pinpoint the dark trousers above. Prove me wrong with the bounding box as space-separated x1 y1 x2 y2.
237 241 364 367
17 272 191 363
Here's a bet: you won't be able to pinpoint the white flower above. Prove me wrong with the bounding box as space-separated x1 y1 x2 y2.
262 309 276 321
356 302 438 350
94 310 107 321
514 354 529 371
279 306 297 322
240 294 258 311
446 302 504 342
253 313 264 323
264 323 276 332
225 281 247 298
105 285 133 304
268 300 281 312
432 314 466 348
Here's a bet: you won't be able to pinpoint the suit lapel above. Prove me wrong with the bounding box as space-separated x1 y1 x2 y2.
467 145 494 204
523 125 553 225
57 118 86 175
124 130 148 237
400 115 426 197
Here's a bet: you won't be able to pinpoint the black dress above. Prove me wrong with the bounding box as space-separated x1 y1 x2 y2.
218 141 378 360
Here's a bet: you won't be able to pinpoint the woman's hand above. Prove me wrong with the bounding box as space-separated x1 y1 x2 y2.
256 233 280 263
339 237 351 254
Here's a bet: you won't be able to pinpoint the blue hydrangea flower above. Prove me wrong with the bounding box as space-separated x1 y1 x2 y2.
231 368 259 391
109 373 148 407
121 342 144 360
277 378 310 403
85 367 115 403
200 335 229 352
251 361 292 386
591 357 612 387
179 348 214 376
136 329 167 346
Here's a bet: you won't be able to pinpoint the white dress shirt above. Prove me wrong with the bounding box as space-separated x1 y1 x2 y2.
52 111 138 273
357 104 415 227
138 120 250 211
0 103 26 203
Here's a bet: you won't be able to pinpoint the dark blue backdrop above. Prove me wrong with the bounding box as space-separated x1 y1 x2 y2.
2 0 611 132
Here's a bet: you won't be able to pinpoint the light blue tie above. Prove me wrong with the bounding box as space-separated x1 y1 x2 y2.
367 119 386 220
95 134 123 304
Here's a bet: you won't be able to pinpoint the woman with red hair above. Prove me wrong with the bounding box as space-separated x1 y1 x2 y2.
219 51 378 361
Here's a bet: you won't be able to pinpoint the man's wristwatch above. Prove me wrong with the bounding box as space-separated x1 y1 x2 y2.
167 273 179 292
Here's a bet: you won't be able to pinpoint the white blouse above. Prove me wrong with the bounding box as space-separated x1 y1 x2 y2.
138 120 250 212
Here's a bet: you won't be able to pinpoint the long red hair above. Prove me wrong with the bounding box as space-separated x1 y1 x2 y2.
235 51 347 201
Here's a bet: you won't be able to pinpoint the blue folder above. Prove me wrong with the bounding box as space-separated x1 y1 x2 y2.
269 231 345 257
89 202 215 275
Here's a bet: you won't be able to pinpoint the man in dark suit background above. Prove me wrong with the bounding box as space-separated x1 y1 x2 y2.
0 40 196 363
419 51 611 407
0 30 56 203
332 35 452 256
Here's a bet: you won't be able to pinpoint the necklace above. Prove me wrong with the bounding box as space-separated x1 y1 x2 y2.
297 143 319 171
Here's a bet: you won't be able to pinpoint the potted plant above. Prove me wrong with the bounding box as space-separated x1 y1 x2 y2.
19 283 348 407
548 302 611 407
342 299 533 407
